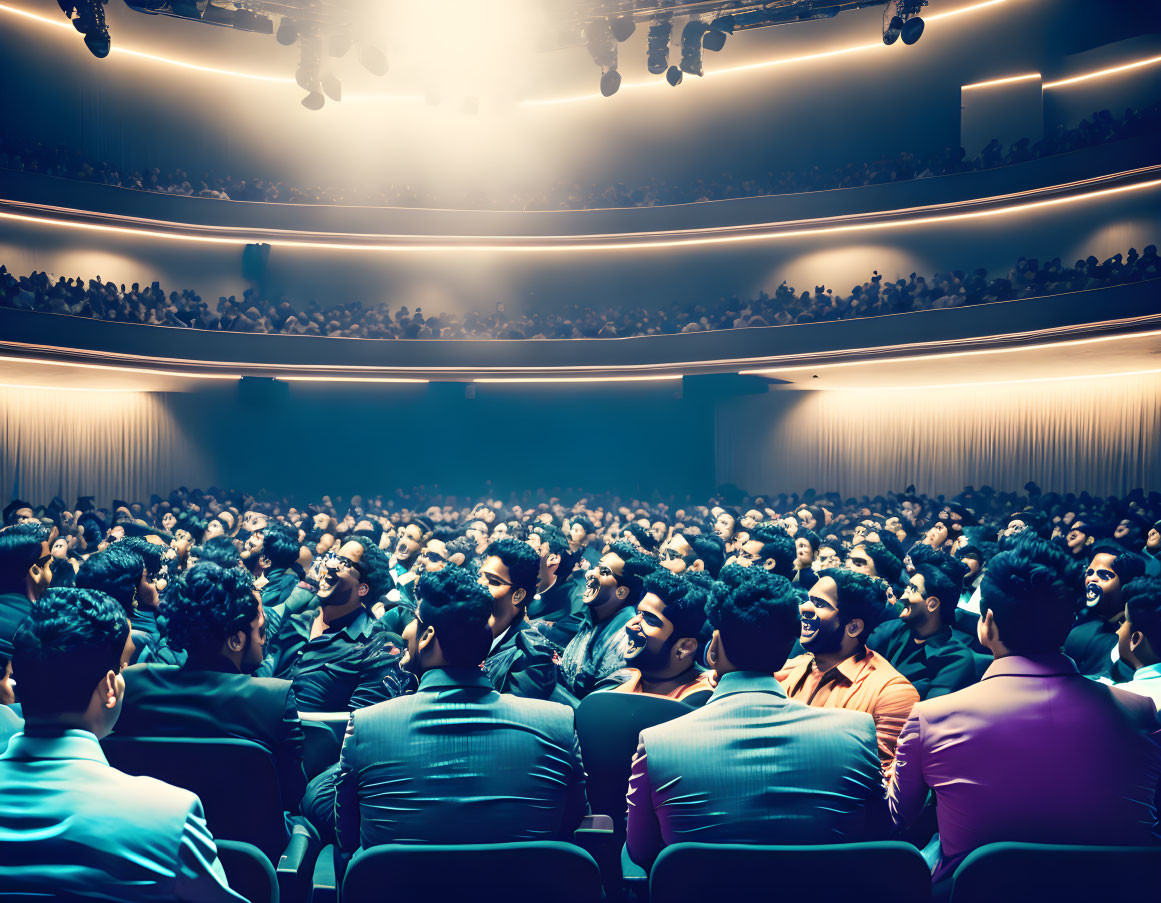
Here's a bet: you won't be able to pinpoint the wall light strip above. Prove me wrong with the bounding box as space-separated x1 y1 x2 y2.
0 381 147 393
739 328 1161 376
0 353 240 380
961 73 1041 91
2 175 1157 253
1044 54 1161 89
473 375 683 384
277 375 428 383
833 367 1161 392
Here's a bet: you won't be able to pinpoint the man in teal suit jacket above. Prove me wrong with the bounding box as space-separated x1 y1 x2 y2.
0 587 243 901
626 570 883 868
333 566 586 850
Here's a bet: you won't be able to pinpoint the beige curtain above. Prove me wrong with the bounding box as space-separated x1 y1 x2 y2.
716 375 1161 498
0 388 212 508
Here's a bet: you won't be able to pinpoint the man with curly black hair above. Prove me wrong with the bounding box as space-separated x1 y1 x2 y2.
117 562 308 812
77 543 160 663
889 537 1161 885
625 570 882 869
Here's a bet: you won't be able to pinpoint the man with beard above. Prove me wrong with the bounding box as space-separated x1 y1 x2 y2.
868 554 979 700
117 563 308 813
1065 542 1147 678
389 517 432 586
779 569 919 772
479 539 556 700
264 536 413 712
610 570 714 702
329 566 586 849
558 543 655 699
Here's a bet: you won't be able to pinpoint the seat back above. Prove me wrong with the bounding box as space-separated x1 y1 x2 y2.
300 719 342 779
343 842 601 903
650 842 932 903
101 736 288 861
216 839 279 903
574 692 692 822
950 842 1161 903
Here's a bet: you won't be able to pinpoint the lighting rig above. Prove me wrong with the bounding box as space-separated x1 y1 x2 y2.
54 0 388 109
567 0 930 96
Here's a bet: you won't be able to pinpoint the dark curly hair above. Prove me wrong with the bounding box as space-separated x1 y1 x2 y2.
979 536 1077 654
828 568 890 641
706 569 799 671
261 522 301 571
415 564 493 667
484 538 539 602
13 587 129 718
1125 576 1161 657
195 535 241 569
345 535 392 604
76 545 145 616
160 563 258 658
746 524 796 579
640 570 709 641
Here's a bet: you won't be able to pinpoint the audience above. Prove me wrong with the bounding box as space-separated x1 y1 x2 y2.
1114 576 1161 709
0 587 244 900
3 243 1158 341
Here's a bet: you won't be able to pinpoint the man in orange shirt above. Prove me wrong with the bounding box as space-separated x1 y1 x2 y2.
778 569 919 771
608 570 714 703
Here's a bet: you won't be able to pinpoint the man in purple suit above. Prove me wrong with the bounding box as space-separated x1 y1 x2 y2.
888 537 1161 884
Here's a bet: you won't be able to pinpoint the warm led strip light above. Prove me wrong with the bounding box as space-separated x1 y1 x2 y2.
1044 54 1161 89
0 380 149 393
1 174 1157 252
833 366 1161 392
473 375 682 383
0 353 240 379
740 328 1161 376
961 73 1041 91
278 375 428 383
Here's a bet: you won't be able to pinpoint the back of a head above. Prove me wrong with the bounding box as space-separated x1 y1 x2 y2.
484 538 539 600
860 541 904 586
0 524 44 594
706 570 800 672
12 587 129 720
689 533 726 578
980 537 1077 654
915 551 969 609
829 569 890 639
195 535 241 569
160 563 258 659
1125 577 1161 658
641 570 709 642
749 524 796 579
76 545 145 616
415 565 493 667
620 553 661 608
347 534 392 604
262 523 301 570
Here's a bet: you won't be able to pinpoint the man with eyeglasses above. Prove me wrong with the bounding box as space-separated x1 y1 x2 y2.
264 536 414 712
1064 542 1147 678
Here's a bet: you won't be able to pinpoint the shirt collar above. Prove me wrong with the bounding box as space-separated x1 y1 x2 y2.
982 652 1079 680
709 670 789 703
1 728 107 764
1131 663 1161 681
810 646 869 683
417 667 496 693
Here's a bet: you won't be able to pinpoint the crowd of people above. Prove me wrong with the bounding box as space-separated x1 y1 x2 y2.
1 480 1159 897
2 105 1157 211
3 244 1157 340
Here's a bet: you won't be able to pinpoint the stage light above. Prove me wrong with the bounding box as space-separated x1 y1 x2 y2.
703 16 733 53
276 17 298 47
680 21 709 77
584 19 619 97
600 68 622 97
883 15 903 45
646 20 672 75
610 16 635 43
329 32 352 57
359 45 388 77
67 0 110 59
301 91 325 110
666 65 682 87
321 72 341 102
901 16 925 45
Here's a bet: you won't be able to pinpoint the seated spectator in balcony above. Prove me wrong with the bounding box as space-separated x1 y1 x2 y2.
868 554 979 700
1114 577 1161 709
558 545 655 699
0 587 245 901
1066 542 1147 678
888 538 1161 884
0 524 51 652
479 539 556 700
263 537 414 712
625 570 882 869
333 566 586 850
778 569 919 772
116 563 308 812
607 570 714 702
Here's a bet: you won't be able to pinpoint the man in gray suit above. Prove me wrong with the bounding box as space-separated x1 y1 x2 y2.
333 565 587 850
626 570 884 869
0 587 244 901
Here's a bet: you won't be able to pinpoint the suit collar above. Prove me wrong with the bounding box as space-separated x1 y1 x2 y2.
418 667 496 692
709 670 788 703
982 652 1079 680
1 728 106 764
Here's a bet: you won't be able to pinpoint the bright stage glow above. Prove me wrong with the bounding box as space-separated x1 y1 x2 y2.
831 367 1161 392
278 375 428 384
961 73 1041 91
1 171 1157 253
0 353 241 380
473 375 683 384
1043 54 1161 88
0 380 146 393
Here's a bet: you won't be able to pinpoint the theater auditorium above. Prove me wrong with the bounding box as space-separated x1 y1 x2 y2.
0 0 1160 900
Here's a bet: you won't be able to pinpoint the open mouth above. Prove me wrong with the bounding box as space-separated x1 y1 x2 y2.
799 617 818 641
1084 583 1102 606
624 628 647 656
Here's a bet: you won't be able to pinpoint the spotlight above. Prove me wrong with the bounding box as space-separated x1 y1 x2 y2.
883 15 903 45
901 16 925 45
704 15 733 53
169 0 199 18
680 21 709 77
329 33 353 58
301 92 325 111
646 20 672 75
69 0 111 59
233 8 273 34
276 17 298 47
359 45 388 77
666 65 683 87
321 72 341 102
600 68 622 97
610 16 635 43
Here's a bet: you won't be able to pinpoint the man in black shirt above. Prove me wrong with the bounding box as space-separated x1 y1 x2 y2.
0 525 50 652
1065 542 1147 678
478 539 555 699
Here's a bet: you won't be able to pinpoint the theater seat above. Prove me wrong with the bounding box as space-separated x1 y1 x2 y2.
217 840 279 903
649 842 932 903
949 842 1161 903
339 842 602 903
101 736 313 902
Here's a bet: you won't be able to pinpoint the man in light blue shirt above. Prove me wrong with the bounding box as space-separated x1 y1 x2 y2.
0 587 244 901
1114 577 1161 709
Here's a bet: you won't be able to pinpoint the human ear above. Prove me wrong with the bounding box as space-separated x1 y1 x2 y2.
512 587 526 607
102 670 119 710
845 618 864 639
227 630 246 653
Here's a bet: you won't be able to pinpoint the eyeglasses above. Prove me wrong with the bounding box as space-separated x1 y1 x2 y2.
662 548 695 564
423 551 446 563
324 552 360 573
1085 568 1117 581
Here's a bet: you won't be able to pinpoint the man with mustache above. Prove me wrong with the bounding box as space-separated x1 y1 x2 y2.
557 543 656 699
1065 542 1147 678
611 570 714 702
